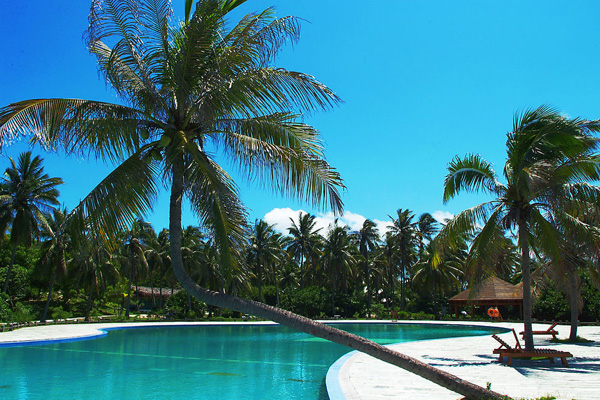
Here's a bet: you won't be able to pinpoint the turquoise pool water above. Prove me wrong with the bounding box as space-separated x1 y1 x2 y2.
0 323 496 399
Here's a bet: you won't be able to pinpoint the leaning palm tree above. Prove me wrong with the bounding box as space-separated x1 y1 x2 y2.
0 1 505 398
442 105 600 350
0 151 63 293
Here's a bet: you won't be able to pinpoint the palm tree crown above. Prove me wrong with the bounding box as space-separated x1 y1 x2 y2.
0 151 63 293
442 105 600 349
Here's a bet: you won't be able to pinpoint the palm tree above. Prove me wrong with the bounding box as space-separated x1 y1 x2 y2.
38 207 71 323
415 213 438 259
542 205 600 340
287 212 322 288
0 1 506 398
388 208 417 310
0 151 63 294
120 219 156 317
355 219 379 317
248 219 280 303
413 239 462 316
442 105 600 350
322 222 355 316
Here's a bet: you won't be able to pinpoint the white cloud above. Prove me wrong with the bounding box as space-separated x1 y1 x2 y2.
373 219 392 237
432 210 454 224
263 207 307 233
263 208 392 238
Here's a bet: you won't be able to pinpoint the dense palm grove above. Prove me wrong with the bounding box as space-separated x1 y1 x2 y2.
2 150 599 328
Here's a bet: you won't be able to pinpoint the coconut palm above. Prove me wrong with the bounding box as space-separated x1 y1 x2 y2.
38 207 71 323
120 219 155 317
355 219 379 317
388 208 417 310
0 1 506 398
415 213 438 260
0 151 63 294
248 219 281 302
413 239 462 316
322 222 355 316
287 212 322 288
442 105 600 350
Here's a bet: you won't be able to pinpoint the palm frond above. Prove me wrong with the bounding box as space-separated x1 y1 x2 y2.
443 154 502 202
180 140 248 271
0 99 156 161
66 150 160 248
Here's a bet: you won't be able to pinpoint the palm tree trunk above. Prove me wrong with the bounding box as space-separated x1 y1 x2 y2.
85 273 95 322
568 271 579 341
168 161 507 400
2 242 18 293
41 266 58 323
149 268 156 307
518 217 534 350
126 264 132 318
257 261 262 303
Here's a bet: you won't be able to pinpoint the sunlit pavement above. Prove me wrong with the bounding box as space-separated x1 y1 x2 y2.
331 321 600 400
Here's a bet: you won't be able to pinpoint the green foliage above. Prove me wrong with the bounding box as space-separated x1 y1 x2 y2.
165 290 207 319
282 286 328 318
533 282 569 321
534 272 600 322
0 294 11 322
11 302 34 323
50 306 72 321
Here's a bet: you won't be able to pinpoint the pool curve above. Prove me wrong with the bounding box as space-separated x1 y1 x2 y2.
0 321 503 399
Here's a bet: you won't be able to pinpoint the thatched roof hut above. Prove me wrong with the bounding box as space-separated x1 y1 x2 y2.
448 276 523 318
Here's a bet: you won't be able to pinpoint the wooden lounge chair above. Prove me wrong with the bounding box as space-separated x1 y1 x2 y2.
492 329 572 367
519 322 559 339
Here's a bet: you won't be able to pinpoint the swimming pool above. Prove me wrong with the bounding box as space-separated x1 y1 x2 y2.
0 322 497 399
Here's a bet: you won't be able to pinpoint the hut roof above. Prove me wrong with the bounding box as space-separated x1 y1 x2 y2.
449 276 522 303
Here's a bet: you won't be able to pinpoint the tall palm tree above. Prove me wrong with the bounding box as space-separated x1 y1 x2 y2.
388 208 417 310
287 212 322 288
355 219 379 317
0 1 505 398
442 105 600 350
322 222 355 316
413 239 462 316
38 207 71 323
120 219 154 317
0 151 63 293
248 219 280 302
415 213 438 260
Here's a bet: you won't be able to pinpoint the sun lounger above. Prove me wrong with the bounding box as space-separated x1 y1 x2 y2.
519 322 559 339
492 329 572 367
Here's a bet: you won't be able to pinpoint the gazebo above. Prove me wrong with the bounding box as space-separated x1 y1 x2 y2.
448 276 523 318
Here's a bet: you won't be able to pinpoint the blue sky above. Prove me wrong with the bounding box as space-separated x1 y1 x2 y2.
1 1 599 234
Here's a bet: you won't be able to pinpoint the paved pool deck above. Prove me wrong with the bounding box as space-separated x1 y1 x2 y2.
1 320 599 399
331 321 600 400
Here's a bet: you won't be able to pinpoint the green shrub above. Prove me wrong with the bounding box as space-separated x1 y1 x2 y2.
11 302 34 323
51 306 72 321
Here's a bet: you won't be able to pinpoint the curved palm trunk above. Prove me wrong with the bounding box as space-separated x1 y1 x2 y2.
41 266 58 323
568 271 579 341
2 242 18 294
518 218 534 350
168 166 508 400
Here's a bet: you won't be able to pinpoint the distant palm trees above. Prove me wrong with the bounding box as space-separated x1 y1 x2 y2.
442 105 600 350
0 151 63 294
